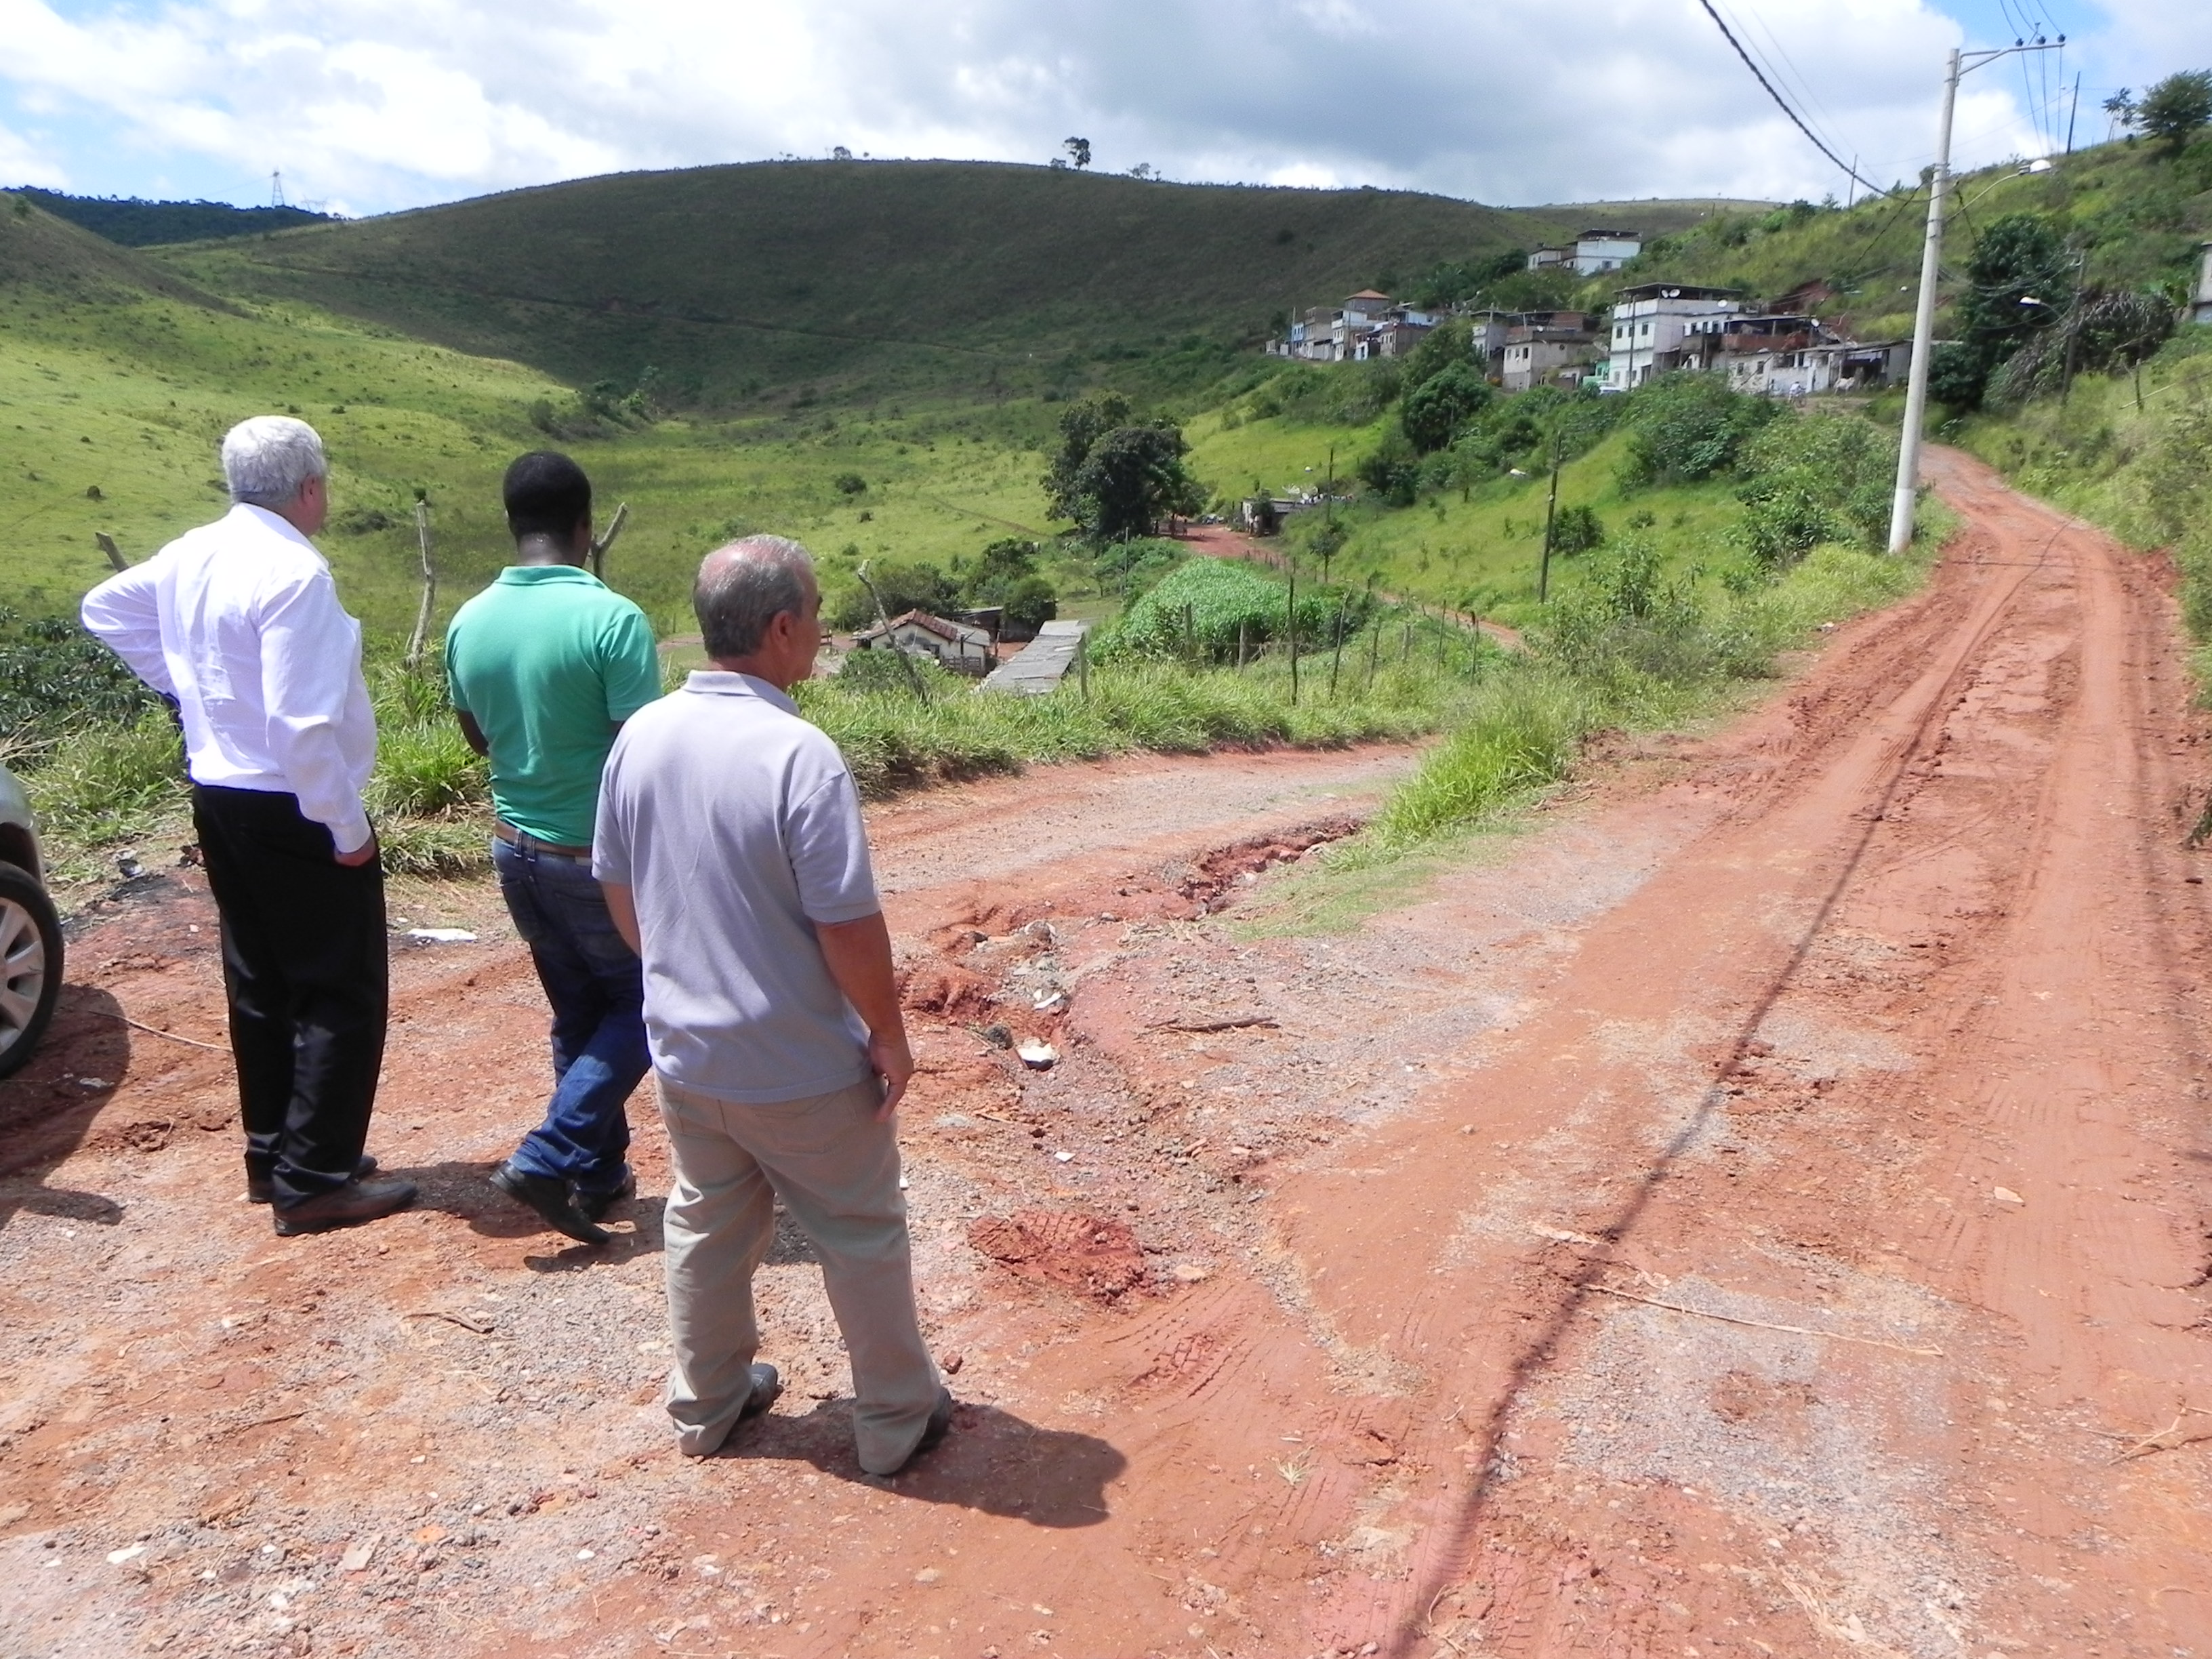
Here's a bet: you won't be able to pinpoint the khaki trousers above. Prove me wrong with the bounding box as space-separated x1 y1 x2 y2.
656 1072 943 1475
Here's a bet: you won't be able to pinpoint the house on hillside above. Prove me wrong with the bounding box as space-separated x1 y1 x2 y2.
1271 291 1442 361
1666 312 1909 396
1604 283 1746 390
2195 241 2212 325
1501 312 1601 391
1528 230 1643 277
853 609 996 676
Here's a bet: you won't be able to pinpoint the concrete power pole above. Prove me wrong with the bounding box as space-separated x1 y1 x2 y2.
1887 36 2065 556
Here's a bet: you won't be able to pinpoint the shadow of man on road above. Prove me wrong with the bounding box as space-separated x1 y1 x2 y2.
718 1396 1125 1527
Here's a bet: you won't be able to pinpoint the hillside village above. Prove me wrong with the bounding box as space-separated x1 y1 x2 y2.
1271 239 1919 397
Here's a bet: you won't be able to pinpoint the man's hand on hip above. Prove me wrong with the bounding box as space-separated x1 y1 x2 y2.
334 832 379 868
816 910 914 1120
869 1029 916 1119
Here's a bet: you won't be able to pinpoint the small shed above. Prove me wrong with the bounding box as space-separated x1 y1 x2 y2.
853 609 996 676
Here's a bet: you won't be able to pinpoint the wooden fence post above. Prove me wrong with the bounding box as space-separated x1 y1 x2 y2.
95 533 128 573
1328 595 1349 701
1286 565 1299 706
404 499 436 670
588 501 630 579
855 560 930 701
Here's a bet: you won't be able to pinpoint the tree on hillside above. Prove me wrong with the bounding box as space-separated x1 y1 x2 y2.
2138 70 2212 153
1065 137 1092 169
965 537 1040 600
829 560 960 630
1071 425 1205 541
1401 361 1494 454
2102 89 2136 138
1933 212 2074 409
1044 392 1133 519
1399 318 1475 396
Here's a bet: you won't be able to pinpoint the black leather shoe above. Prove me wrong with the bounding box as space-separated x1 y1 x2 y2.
491 1160 610 1246
271 1174 417 1235
740 1362 782 1421
574 1166 637 1223
247 1154 378 1205
887 1389 956 1475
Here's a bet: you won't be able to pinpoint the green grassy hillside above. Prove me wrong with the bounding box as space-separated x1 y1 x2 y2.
1 193 1080 637
152 161 1562 407
1590 135 2212 340
1 194 226 307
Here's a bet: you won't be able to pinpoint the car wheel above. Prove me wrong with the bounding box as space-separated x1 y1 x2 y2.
0 861 63 1080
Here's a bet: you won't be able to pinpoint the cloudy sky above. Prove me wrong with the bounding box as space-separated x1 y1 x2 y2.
1 0 2205 218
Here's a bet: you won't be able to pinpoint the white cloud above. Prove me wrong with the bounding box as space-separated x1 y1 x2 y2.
0 115 65 188
0 0 2075 214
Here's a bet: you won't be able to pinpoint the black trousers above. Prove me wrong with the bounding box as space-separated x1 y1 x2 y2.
192 784 388 1206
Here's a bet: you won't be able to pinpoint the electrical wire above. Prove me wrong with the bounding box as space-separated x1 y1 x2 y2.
1692 0 1888 197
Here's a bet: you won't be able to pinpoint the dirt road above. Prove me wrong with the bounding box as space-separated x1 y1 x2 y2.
3 448 2209 1658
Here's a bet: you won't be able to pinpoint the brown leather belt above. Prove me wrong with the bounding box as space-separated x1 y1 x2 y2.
492 819 594 859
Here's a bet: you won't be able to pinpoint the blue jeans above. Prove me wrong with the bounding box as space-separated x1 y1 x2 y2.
492 836 649 1195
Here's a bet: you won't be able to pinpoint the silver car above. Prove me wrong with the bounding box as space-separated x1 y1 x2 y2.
0 762 62 1078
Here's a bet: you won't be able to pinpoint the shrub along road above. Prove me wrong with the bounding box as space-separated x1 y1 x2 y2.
1 449 2208 1658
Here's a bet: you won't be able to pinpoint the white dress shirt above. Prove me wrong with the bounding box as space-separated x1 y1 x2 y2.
81 503 377 855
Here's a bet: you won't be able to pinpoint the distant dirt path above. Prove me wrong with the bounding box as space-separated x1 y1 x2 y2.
5 449 2210 1658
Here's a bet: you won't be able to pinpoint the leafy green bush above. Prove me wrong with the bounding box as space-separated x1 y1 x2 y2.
1099 557 1360 661
1736 409 1898 568
1618 373 1780 486
1357 430 1421 505
0 610 163 745
1402 362 1494 454
1549 504 1604 556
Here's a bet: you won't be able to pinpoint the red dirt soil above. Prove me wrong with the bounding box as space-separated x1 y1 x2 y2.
3 448 2209 1659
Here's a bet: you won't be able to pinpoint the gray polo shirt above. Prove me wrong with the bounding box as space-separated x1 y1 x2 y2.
594 672 880 1103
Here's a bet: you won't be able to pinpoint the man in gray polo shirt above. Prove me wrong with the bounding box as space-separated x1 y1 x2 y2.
595 535 951 1476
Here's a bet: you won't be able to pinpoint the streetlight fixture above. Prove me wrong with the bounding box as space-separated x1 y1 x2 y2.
1887 35 2065 556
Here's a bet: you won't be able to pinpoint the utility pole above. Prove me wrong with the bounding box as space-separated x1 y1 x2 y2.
1887 35 2065 556
1538 432 1563 602
2065 73 2081 155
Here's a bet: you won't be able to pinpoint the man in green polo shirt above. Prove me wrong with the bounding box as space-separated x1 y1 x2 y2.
447 451 661 1246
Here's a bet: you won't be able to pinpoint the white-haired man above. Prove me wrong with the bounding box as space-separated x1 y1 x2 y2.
594 535 952 1475
82 416 414 1235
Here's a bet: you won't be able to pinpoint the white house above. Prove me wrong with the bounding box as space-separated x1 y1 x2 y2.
2195 241 2212 325
1528 230 1644 277
1500 312 1601 391
1605 283 1746 390
853 610 995 676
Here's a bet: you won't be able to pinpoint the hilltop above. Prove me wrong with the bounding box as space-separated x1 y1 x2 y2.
0 194 226 308
150 161 1740 409
13 189 335 249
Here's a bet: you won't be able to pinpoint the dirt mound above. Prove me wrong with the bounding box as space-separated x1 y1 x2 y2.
968 1210 1149 1302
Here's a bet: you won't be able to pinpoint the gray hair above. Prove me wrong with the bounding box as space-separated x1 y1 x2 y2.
222 416 329 508
695 535 815 659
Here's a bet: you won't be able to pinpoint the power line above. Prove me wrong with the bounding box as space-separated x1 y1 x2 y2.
1693 0 1887 196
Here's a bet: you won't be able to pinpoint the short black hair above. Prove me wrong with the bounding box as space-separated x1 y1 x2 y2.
503 451 592 541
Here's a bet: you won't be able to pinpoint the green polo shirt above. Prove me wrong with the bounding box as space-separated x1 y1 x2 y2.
445 565 661 847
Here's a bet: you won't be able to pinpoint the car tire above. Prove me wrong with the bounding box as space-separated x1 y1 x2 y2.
0 860 63 1080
